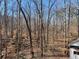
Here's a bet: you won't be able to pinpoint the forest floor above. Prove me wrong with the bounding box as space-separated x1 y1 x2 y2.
32 57 69 59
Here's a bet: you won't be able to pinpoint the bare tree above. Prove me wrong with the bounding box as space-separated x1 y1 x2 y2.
0 14 2 59
67 0 71 44
16 0 34 58
47 0 56 47
77 0 79 37
0 1 3 58
4 0 8 58
11 5 14 38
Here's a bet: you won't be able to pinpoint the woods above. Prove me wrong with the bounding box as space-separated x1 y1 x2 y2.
0 0 79 59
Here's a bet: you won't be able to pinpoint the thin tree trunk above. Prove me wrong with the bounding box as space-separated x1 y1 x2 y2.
11 7 14 38
17 0 34 58
40 0 43 56
64 0 67 48
77 0 79 37
67 0 71 45
0 16 2 59
4 0 8 58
